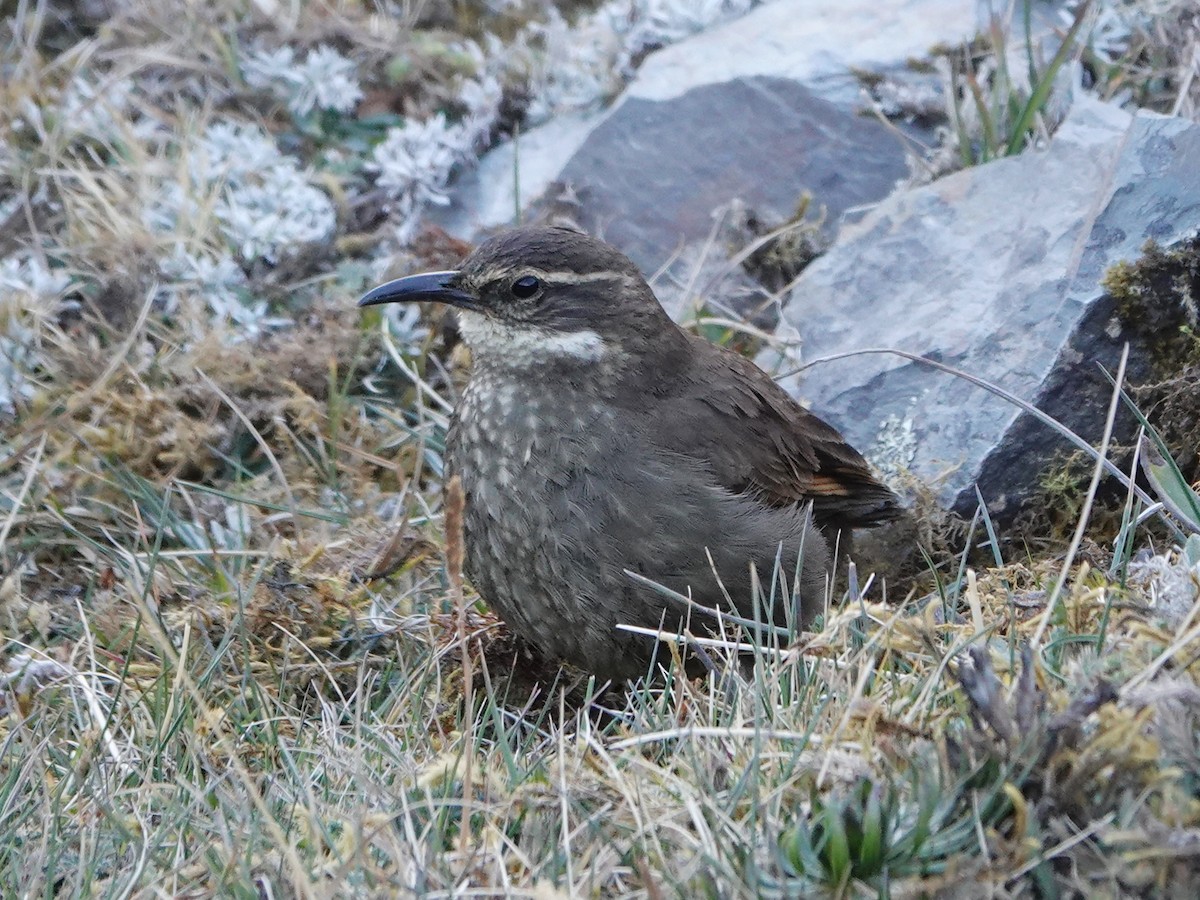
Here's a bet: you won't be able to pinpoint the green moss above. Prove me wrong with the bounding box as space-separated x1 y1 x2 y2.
1103 238 1200 489
1104 237 1200 369
1014 451 1095 546
1011 448 1140 551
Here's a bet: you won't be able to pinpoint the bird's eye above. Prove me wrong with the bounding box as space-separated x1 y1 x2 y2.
510 275 541 299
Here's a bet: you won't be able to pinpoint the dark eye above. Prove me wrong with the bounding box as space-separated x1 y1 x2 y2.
510 275 541 299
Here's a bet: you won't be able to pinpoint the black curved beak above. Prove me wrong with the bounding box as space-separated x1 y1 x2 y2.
357 270 477 309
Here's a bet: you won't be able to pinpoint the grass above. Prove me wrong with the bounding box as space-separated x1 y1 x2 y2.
942 1 1093 166
5 522 1200 896
2 0 1200 897
868 1 1199 179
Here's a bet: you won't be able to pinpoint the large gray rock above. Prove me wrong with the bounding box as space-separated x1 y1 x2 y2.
627 0 975 107
775 96 1200 519
550 77 910 274
433 0 980 275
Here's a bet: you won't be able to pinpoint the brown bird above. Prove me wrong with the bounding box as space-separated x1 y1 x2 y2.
360 226 900 681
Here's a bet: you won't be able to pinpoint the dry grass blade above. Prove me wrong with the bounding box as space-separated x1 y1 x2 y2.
445 474 476 858
1031 343 1129 649
788 345 1163 515
0 432 45 553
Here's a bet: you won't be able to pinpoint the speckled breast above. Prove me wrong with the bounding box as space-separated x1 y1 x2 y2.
445 370 619 653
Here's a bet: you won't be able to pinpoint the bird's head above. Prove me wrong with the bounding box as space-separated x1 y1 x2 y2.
358 226 680 367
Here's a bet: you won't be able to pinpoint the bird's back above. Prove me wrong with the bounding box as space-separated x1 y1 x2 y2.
630 332 901 531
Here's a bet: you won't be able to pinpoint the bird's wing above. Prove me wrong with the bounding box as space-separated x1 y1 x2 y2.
658 337 902 528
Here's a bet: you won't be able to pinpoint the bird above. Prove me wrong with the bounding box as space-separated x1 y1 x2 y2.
360 226 901 681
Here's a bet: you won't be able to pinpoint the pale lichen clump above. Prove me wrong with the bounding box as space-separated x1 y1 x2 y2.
243 44 365 118
1127 544 1200 630
507 0 756 123
147 121 337 265
0 253 72 416
367 110 493 246
869 408 920 486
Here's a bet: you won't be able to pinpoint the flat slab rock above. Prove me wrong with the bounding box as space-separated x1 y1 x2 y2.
432 0 979 294
773 96 1200 519
549 76 909 276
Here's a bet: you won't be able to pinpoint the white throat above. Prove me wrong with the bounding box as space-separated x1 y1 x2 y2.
457 311 607 365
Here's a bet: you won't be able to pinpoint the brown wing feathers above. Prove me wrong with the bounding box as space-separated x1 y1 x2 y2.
683 338 901 529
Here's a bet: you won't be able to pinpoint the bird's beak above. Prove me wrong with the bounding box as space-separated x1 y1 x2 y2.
357 270 478 309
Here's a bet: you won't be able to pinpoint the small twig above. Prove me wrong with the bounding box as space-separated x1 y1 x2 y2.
610 726 827 751
444 475 474 856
